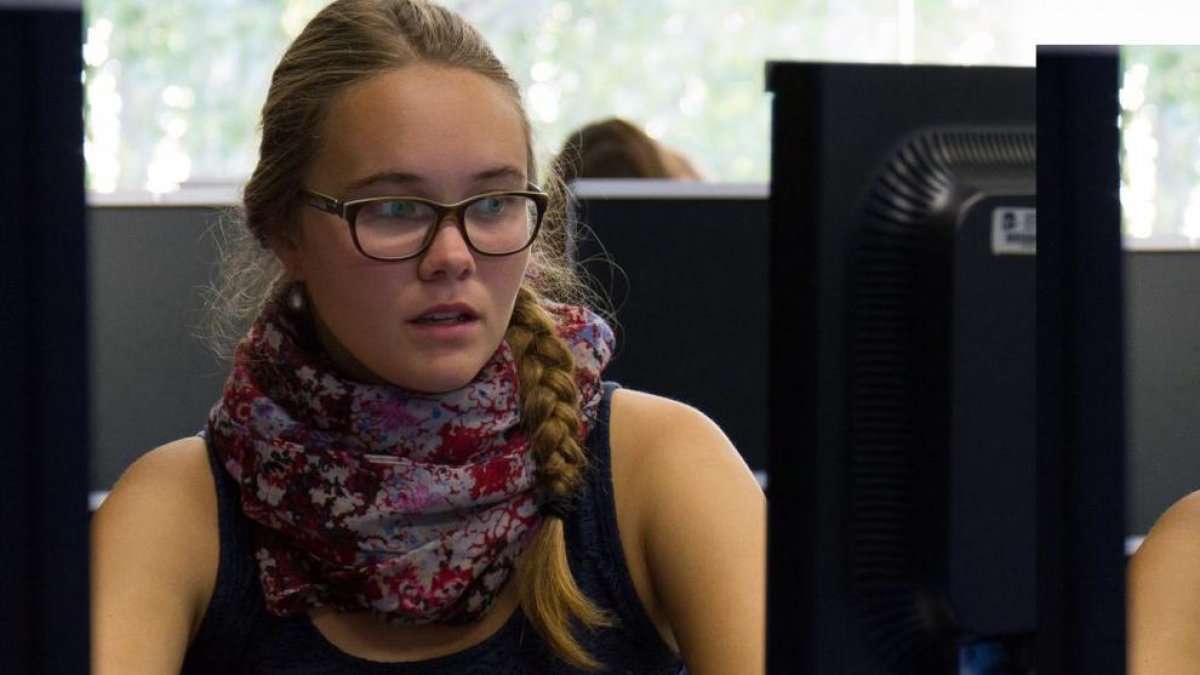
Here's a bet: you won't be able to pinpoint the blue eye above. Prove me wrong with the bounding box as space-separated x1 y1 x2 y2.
356 199 431 226
476 197 506 215
468 197 518 223
382 200 421 218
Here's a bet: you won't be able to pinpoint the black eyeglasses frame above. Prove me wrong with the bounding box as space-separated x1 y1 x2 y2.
299 186 549 262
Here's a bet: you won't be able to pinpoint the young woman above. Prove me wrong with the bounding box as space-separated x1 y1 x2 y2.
90 1 764 673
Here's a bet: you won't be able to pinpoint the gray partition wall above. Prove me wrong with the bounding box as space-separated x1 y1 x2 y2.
569 180 769 475
89 205 228 492
1126 250 1200 535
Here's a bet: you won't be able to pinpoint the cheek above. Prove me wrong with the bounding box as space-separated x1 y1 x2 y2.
488 256 531 307
304 250 407 326
290 218 359 278
504 251 533 286
321 266 402 307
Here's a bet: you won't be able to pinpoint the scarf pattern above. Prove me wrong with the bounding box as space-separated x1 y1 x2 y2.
206 299 613 624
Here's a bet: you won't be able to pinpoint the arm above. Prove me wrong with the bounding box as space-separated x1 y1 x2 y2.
91 437 218 675
1129 490 1200 674
611 390 766 675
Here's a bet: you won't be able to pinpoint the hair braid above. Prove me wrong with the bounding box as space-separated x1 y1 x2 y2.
507 286 611 670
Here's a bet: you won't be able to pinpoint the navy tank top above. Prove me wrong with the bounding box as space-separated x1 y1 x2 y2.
181 382 685 674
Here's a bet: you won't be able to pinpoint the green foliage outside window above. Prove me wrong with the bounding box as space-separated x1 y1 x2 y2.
83 0 1037 195
1121 45 1200 244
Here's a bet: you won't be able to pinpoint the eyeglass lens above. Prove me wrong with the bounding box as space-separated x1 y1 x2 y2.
354 194 538 258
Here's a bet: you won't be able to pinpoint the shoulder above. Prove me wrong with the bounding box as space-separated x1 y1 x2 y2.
102 434 214 495
94 436 217 551
608 387 761 494
91 436 220 673
1131 490 1200 590
93 436 219 609
607 388 765 673
1129 490 1200 673
608 388 762 544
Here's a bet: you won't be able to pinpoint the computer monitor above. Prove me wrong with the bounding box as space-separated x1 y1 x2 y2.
1035 45 1126 674
567 179 768 476
0 7 90 673
766 62 1036 674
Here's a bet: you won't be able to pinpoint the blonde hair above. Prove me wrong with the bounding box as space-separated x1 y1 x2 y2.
206 0 608 667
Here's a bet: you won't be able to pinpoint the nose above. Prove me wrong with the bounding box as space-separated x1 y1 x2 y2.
417 214 475 280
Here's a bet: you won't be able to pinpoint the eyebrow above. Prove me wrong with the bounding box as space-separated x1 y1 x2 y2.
344 166 528 193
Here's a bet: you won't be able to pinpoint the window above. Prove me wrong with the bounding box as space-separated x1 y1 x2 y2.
1121 45 1200 248
83 0 1037 197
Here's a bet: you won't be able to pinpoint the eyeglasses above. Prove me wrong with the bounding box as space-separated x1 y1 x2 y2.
300 187 549 262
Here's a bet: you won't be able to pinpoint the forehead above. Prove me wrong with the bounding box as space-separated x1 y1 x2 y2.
308 65 529 194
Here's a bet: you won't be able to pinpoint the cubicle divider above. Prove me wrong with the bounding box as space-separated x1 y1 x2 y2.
569 179 770 479
89 199 230 495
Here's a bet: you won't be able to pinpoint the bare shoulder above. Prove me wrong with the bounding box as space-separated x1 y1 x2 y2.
91 436 219 674
1131 490 1200 589
608 388 763 548
609 388 758 486
94 436 217 555
1129 490 1200 673
608 388 765 675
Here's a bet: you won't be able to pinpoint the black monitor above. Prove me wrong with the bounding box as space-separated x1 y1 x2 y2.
567 179 769 476
766 62 1037 673
1035 45 1126 674
0 7 90 674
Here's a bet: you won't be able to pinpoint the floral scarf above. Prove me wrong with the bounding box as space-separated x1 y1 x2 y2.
206 298 614 624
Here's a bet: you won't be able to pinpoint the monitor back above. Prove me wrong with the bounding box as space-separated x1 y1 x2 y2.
766 62 1036 674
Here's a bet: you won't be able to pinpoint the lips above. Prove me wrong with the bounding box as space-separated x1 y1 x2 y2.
411 303 479 325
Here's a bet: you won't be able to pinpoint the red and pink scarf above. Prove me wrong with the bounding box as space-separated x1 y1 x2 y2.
206 298 613 624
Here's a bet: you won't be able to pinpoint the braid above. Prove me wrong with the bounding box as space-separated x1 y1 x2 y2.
507 286 611 670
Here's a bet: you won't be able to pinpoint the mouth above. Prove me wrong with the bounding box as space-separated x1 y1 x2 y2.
411 304 479 326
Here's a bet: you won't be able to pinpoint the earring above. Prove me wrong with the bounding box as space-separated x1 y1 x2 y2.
286 283 307 313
